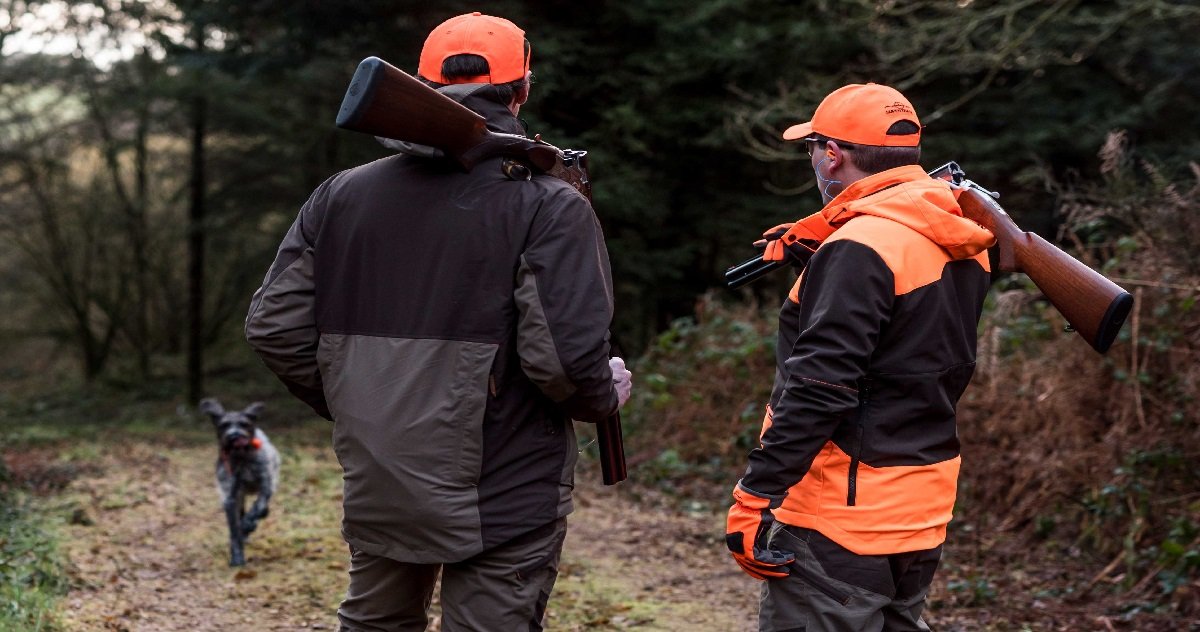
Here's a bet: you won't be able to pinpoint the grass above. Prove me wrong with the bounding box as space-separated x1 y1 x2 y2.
0 490 67 631
0 362 760 631
0 361 305 632
548 555 668 629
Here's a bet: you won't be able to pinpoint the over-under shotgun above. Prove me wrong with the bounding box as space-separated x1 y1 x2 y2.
726 162 1132 354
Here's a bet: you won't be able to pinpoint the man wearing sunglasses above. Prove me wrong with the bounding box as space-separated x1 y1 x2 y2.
725 84 995 631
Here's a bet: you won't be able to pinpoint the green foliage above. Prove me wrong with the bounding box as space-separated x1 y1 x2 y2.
619 295 776 496
945 575 998 608
4 0 1200 361
0 492 66 631
1080 448 1200 600
1157 514 1200 597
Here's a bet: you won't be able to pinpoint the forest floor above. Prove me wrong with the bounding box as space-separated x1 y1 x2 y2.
3 414 1195 631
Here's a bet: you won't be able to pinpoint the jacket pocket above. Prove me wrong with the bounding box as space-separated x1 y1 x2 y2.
791 560 853 605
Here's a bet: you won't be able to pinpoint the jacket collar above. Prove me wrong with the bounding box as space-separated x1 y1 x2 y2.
820 165 932 224
821 165 996 259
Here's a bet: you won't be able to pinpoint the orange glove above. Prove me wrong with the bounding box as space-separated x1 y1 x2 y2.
756 223 818 269
725 481 794 580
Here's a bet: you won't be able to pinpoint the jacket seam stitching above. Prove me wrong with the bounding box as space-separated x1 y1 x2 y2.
793 375 859 393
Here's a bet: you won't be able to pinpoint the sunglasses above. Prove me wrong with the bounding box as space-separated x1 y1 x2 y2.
805 137 855 157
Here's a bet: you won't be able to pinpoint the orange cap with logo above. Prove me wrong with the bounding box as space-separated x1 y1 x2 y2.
418 12 529 85
782 83 921 147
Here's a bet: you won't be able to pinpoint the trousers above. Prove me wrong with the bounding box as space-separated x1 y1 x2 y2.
759 523 942 632
338 517 567 632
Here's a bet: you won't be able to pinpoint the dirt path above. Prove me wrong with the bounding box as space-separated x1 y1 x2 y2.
54 438 346 631
15 428 1192 631
45 435 756 631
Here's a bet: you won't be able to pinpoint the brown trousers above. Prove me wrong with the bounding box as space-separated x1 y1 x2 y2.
337 518 567 632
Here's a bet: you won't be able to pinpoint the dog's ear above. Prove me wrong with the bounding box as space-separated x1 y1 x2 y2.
199 398 225 422
243 402 265 420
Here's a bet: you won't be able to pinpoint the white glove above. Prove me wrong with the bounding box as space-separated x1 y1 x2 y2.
609 356 633 409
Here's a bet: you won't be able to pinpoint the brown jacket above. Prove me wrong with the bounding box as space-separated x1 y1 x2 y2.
246 84 618 563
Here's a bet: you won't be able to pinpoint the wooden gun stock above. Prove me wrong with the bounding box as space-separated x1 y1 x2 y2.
954 181 1133 353
335 56 559 172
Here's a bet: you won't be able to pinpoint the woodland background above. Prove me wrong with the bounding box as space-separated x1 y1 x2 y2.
1 1 1198 630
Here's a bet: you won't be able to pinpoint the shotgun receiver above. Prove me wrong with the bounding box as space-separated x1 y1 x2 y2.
334 56 627 484
725 162 1132 354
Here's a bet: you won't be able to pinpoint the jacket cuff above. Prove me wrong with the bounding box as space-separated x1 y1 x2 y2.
734 480 787 509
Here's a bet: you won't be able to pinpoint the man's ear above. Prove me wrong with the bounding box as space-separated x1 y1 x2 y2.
199 398 225 422
510 72 531 111
243 402 265 421
825 140 852 171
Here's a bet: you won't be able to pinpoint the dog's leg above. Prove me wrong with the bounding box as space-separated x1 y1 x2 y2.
241 452 277 535
225 477 245 567
242 489 271 535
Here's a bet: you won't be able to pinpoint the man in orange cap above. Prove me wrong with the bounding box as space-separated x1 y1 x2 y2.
246 11 632 632
724 84 995 631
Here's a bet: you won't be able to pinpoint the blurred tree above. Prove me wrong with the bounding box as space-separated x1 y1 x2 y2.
0 53 130 379
2 0 1198 377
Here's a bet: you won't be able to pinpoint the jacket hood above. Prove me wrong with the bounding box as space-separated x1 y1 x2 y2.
378 83 526 157
821 165 995 259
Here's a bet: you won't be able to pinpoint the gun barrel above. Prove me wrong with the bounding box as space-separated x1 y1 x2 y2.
597 412 627 485
725 254 786 289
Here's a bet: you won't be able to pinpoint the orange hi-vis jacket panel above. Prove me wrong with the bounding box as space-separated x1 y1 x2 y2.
740 165 995 556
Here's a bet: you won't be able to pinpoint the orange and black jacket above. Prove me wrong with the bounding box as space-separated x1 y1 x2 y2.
740 165 995 556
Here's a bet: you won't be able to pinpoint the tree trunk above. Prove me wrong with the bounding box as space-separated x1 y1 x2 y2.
187 24 207 404
132 49 153 379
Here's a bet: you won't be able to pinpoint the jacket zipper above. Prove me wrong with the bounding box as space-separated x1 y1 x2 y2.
847 382 870 506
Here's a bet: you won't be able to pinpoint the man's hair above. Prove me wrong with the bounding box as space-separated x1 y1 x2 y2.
424 44 530 105
817 121 922 173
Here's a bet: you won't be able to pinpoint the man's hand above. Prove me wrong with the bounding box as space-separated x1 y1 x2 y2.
725 481 794 580
610 357 632 408
756 223 818 270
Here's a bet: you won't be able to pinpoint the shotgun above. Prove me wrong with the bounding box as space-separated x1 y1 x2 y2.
334 56 628 485
337 56 576 180
725 162 1132 354
938 162 1132 354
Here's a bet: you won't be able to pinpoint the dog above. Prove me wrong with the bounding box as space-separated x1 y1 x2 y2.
199 398 281 567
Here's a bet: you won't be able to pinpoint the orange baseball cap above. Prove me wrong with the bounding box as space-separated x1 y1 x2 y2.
782 83 921 147
418 12 530 85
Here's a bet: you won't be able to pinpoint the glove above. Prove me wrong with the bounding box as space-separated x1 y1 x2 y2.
755 223 818 270
609 357 632 408
725 481 794 580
